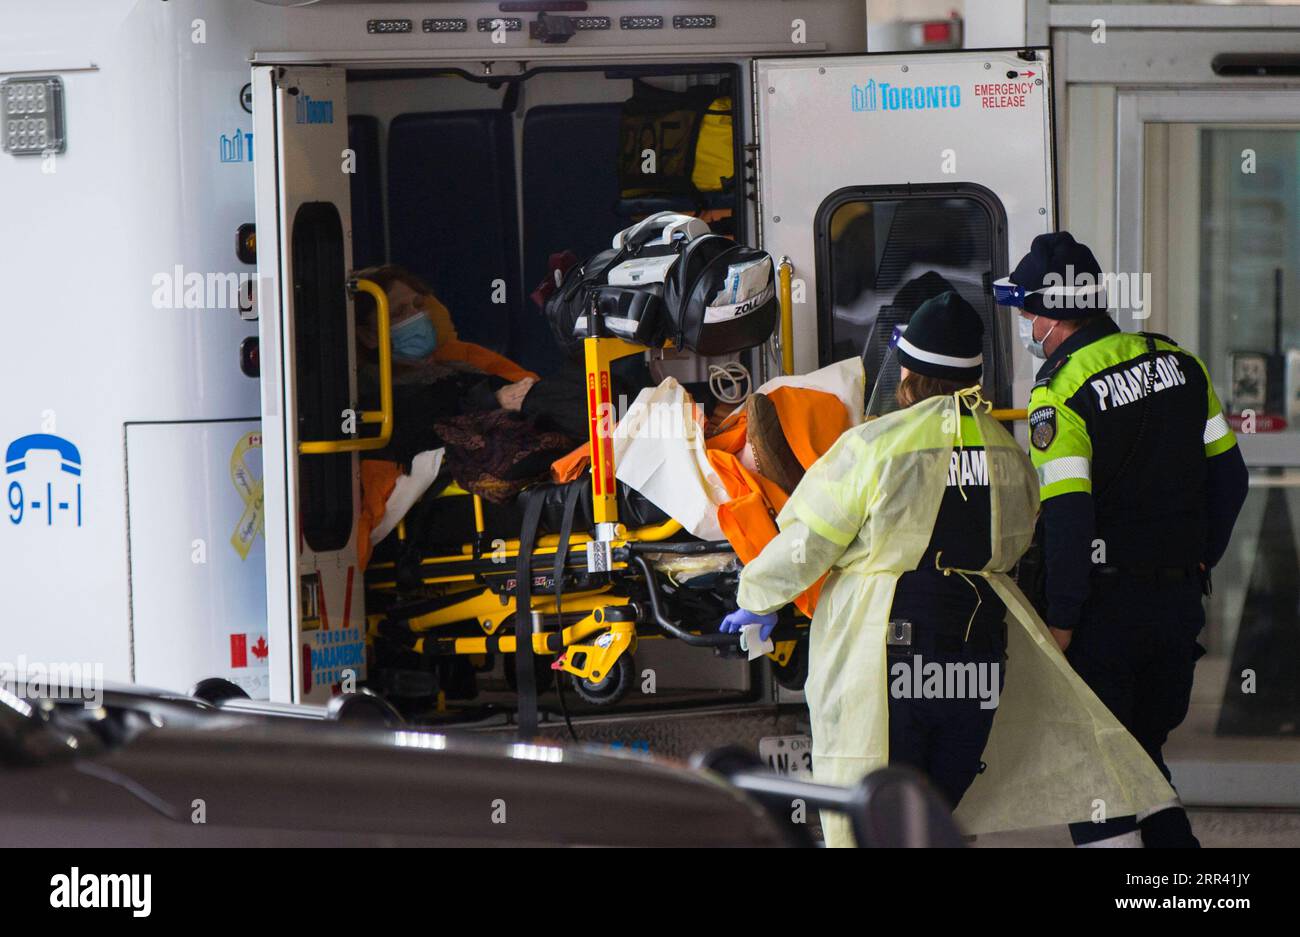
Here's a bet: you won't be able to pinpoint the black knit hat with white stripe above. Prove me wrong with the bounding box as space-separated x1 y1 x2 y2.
999 231 1106 319
896 290 984 383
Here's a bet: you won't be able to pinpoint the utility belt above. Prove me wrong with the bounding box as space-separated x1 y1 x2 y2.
1092 563 1210 596
885 618 1006 657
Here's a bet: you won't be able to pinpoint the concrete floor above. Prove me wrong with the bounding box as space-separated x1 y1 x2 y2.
973 808 1300 847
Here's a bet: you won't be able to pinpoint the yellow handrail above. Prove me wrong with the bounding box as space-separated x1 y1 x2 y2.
991 408 1027 423
778 257 794 376
300 277 393 454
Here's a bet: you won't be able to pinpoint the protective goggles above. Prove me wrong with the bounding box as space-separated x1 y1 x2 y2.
992 276 1028 308
992 275 1107 315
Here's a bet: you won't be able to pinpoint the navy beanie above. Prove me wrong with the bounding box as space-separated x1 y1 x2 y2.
896 291 984 383
996 231 1107 319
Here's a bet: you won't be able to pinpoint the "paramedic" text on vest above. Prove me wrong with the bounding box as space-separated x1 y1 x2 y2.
945 448 989 487
1091 354 1187 411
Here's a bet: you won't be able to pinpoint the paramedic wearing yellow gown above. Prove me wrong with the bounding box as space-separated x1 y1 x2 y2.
722 291 1176 847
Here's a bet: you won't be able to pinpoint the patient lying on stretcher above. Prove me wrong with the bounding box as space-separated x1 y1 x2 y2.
352 264 598 452
352 263 737 468
352 264 865 602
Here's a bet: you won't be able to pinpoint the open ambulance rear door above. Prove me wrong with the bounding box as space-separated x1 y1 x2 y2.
252 66 367 704
753 49 1055 409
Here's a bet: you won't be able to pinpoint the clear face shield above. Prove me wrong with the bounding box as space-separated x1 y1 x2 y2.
864 326 907 420
862 270 955 420
863 272 1012 418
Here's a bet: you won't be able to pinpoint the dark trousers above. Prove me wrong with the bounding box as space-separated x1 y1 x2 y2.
887 633 1005 810
1065 577 1206 847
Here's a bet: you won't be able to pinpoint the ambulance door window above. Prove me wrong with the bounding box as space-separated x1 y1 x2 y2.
292 201 353 552
814 185 1011 406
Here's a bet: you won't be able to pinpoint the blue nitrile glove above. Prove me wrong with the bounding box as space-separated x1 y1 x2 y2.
719 608 779 641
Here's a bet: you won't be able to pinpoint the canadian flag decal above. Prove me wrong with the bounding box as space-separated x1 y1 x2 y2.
230 633 248 668
230 633 270 668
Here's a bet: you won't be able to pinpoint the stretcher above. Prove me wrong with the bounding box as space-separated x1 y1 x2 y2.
362 334 809 716
359 234 800 724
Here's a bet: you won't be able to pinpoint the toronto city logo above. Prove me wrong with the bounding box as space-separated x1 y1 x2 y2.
295 93 335 125
851 78 961 113
219 128 253 163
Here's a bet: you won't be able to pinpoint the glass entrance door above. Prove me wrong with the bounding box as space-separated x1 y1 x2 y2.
1123 93 1300 788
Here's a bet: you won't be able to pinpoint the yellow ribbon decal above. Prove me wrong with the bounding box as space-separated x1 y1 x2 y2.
230 431 264 560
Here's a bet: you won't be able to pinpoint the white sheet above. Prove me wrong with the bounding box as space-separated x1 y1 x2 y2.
370 448 444 546
612 378 731 541
755 357 866 424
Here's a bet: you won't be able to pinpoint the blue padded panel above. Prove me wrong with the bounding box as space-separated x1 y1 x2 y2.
387 110 519 352
347 115 386 271
520 104 625 374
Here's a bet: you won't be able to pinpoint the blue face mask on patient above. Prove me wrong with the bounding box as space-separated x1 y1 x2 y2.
389 312 438 361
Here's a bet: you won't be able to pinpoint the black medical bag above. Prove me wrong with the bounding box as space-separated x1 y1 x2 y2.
544 214 778 357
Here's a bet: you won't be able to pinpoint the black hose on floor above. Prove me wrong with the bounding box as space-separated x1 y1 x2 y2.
555 670 579 742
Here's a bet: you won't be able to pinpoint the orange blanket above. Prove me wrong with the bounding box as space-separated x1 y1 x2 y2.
358 459 401 571
707 385 849 617
434 339 536 385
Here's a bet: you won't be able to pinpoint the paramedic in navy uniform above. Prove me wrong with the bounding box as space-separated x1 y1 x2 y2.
994 232 1249 847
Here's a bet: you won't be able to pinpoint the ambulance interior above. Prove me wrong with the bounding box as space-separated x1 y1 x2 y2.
297 63 1017 715
346 65 745 370
326 63 759 712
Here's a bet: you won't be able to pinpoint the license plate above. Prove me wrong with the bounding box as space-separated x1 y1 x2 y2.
758 735 813 778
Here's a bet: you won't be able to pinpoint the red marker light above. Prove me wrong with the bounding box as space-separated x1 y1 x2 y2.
922 22 952 44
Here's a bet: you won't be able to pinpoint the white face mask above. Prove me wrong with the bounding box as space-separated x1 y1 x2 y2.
1019 315 1057 359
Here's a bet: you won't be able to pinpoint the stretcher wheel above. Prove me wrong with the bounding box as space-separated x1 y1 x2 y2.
771 640 808 692
570 654 633 706
504 653 555 694
190 677 250 706
326 689 405 727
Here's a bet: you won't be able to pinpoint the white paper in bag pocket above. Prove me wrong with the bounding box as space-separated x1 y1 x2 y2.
613 378 731 541
704 255 774 324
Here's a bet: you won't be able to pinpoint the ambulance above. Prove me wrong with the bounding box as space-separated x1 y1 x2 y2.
1 0 1053 715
